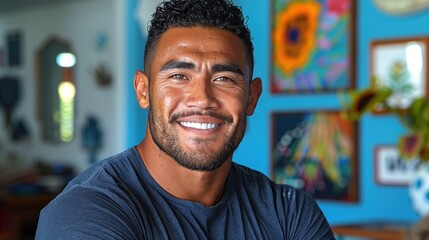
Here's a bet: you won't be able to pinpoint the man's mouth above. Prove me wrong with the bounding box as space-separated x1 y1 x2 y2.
179 122 220 130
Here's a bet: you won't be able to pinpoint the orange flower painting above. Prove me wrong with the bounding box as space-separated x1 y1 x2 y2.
271 0 354 93
273 2 321 75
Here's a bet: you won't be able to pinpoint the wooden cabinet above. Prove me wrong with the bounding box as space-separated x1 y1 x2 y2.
0 194 56 240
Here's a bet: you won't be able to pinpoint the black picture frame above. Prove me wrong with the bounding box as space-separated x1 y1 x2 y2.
6 31 22 67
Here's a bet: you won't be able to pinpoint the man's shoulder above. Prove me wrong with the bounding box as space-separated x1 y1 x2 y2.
231 162 309 201
44 147 142 208
231 162 268 179
231 162 282 187
36 147 145 238
67 147 139 186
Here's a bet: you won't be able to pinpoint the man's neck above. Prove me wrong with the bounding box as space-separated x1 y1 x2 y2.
136 136 231 206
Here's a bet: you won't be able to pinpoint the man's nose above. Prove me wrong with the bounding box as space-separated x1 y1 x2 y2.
184 77 219 109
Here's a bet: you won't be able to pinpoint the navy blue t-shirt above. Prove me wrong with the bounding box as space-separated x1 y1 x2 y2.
36 147 334 239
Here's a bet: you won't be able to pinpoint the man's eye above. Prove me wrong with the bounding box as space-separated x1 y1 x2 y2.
171 74 188 80
215 76 233 83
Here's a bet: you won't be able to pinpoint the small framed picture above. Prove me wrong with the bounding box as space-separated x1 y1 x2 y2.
0 46 4 68
374 145 421 186
6 31 22 67
370 37 429 112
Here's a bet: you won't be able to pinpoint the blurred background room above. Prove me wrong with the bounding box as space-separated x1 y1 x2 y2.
1 0 429 239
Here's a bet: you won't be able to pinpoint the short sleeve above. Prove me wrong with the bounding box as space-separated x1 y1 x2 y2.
280 186 335 240
35 186 142 240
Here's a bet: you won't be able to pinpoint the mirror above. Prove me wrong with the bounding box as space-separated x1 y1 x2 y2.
36 36 76 143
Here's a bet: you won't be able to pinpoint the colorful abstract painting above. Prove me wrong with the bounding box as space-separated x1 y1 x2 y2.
271 111 358 201
271 0 355 93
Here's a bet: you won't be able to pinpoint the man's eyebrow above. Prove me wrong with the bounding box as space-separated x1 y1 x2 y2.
159 61 244 76
160 61 195 71
212 64 243 76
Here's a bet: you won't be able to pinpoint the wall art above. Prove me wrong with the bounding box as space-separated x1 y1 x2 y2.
271 110 358 201
374 145 421 186
6 31 22 67
370 37 429 112
271 0 356 93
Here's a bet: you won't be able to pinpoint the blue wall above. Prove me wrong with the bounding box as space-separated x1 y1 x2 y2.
126 0 429 225
126 0 147 147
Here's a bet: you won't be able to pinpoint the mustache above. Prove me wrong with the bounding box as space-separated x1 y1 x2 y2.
169 111 233 124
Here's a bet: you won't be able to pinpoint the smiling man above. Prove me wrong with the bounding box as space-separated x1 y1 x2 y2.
36 0 335 239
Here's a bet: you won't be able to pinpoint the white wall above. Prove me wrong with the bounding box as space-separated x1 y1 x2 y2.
0 0 125 172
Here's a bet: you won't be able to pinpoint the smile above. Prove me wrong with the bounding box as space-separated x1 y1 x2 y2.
179 122 220 130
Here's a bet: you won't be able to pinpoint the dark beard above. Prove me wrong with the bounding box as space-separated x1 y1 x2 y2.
148 107 247 172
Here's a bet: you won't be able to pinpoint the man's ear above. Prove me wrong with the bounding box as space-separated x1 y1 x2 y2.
133 70 150 109
246 77 262 116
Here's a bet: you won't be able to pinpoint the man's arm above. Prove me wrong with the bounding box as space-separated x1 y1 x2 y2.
281 187 335 240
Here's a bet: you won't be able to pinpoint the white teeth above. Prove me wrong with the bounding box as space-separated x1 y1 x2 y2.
179 122 219 130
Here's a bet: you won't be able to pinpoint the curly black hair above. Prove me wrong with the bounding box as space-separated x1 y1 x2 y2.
144 0 254 76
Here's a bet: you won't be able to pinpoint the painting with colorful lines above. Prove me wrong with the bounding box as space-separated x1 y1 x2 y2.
271 0 355 93
271 111 358 202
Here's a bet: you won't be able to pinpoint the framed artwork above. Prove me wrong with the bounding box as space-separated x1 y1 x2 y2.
373 0 429 15
271 0 356 93
271 110 358 202
6 31 22 67
370 37 429 112
0 46 4 68
374 145 421 186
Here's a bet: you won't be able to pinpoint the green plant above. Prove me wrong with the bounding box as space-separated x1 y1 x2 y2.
340 61 429 161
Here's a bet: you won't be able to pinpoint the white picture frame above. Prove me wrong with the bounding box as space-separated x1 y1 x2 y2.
371 37 429 112
374 145 421 186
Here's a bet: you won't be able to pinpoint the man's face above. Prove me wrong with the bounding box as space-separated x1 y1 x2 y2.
146 27 260 171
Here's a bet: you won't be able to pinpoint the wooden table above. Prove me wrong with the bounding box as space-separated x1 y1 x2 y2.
332 221 414 240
